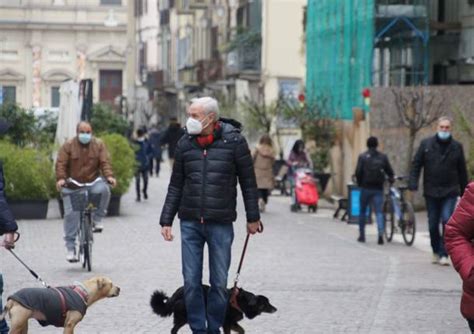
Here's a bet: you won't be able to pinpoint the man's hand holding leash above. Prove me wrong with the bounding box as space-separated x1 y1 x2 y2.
247 221 262 235
2 231 18 250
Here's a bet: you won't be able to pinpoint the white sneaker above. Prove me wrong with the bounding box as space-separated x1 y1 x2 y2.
66 250 77 263
439 256 450 266
93 222 104 233
431 254 440 264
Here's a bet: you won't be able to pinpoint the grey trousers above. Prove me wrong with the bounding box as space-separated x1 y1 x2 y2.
62 179 111 251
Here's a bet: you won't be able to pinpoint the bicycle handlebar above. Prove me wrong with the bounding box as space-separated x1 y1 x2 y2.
65 177 103 188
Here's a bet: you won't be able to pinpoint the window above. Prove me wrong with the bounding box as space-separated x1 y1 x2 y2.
51 86 60 107
101 0 121 5
2 86 16 104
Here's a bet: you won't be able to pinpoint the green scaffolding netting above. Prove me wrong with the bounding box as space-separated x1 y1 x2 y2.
306 0 375 120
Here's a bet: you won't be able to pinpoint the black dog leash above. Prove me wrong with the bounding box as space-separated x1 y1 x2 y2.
4 232 49 288
230 222 263 310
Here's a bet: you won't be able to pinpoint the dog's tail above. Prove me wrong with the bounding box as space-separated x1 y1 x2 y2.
150 290 173 317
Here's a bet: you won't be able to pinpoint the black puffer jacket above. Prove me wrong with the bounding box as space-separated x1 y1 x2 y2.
160 119 260 226
409 135 468 198
0 162 17 235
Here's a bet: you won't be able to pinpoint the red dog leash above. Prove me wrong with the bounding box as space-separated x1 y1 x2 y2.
230 222 264 311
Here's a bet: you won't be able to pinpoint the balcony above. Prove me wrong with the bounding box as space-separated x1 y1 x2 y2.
146 70 164 90
196 59 223 84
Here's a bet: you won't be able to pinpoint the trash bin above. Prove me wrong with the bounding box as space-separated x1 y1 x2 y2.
347 184 372 224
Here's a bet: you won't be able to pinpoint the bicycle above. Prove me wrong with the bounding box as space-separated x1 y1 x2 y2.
63 177 103 271
383 176 416 246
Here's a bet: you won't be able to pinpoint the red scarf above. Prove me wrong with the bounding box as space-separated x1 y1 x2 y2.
196 122 220 148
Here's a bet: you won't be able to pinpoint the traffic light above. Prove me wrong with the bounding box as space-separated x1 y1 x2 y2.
362 88 370 106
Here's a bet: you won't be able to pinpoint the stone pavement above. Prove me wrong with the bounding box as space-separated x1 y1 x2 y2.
0 163 467 333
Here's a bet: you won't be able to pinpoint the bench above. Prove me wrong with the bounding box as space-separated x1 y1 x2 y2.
331 195 348 221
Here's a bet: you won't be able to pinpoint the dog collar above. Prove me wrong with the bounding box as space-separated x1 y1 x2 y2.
71 283 89 305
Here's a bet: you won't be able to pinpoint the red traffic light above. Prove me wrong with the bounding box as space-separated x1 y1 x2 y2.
362 88 371 98
298 93 305 102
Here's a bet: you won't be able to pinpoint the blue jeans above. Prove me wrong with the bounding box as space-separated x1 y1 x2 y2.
180 221 234 334
0 274 9 333
359 188 384 238
425 195 457 257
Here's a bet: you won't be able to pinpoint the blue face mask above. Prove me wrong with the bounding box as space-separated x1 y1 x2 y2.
78 133 92 144
437 131 451 141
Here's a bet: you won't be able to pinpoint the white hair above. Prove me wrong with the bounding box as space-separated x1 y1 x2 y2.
190 97 219 116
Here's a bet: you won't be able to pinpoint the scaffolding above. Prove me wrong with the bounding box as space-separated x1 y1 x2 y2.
374 0 430 86
306 0 375 120
306 0 429 120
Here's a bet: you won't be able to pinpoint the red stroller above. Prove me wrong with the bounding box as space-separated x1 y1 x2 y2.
290 167 319 213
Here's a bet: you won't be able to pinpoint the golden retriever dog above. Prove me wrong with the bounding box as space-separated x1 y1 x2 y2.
0 276 120 334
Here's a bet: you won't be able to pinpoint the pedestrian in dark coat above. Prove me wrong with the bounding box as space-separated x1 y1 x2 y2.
409 116 468 266
133 128 153 202
148 125 162 177
355 136 394 245
445 182 474 332
159 97 261 334
0 118 18 334
160 117 185 166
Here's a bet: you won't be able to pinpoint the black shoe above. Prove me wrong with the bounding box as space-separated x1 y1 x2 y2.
143 192 148 200
378 236 384 245
357 236 365 243
136 197 141 202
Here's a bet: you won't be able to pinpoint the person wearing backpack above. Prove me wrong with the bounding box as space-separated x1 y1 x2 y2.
355 136 394 245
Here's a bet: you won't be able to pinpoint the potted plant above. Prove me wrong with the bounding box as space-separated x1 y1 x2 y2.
101 134 135 216
0 141 55 219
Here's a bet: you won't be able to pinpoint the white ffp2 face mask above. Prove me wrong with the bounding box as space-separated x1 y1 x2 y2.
186 117 203 135
186 115 211 135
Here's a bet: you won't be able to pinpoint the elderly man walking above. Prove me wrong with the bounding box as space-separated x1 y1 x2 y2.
409 116 468 266
160 97 261 334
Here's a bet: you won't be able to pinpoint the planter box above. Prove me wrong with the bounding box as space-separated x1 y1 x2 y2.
8 199 49 220
58 195 122 218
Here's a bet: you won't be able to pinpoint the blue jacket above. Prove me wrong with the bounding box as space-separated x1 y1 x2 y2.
0 162 17 235
134 139 153 171
148 130 162 158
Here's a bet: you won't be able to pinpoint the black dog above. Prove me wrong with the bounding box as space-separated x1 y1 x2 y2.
150 285 277 334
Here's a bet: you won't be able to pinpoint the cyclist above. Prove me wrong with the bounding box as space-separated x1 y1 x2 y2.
55 121 116 262
355 136 394 245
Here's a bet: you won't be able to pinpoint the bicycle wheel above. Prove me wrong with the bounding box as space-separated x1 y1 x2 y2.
401 202 416 246
78 214 85 267
83 212 93 271
383 199 395 242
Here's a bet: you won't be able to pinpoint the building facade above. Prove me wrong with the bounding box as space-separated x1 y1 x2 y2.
0 0 129 109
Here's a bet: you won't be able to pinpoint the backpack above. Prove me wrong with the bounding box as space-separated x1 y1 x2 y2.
362 152 385 186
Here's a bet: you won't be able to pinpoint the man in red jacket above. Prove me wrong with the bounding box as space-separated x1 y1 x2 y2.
445 182 474 331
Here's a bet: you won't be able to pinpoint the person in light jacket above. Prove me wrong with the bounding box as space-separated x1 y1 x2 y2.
252 134 276 212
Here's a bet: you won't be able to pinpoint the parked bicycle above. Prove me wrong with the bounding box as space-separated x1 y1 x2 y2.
383 176 416 246
62 177 103 271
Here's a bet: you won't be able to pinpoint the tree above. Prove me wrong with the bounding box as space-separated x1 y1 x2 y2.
239 98 287 158
453 106 474 179
391 87 445 174
281 96 337 172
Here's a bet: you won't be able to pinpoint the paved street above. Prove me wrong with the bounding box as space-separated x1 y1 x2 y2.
0 164 467 333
